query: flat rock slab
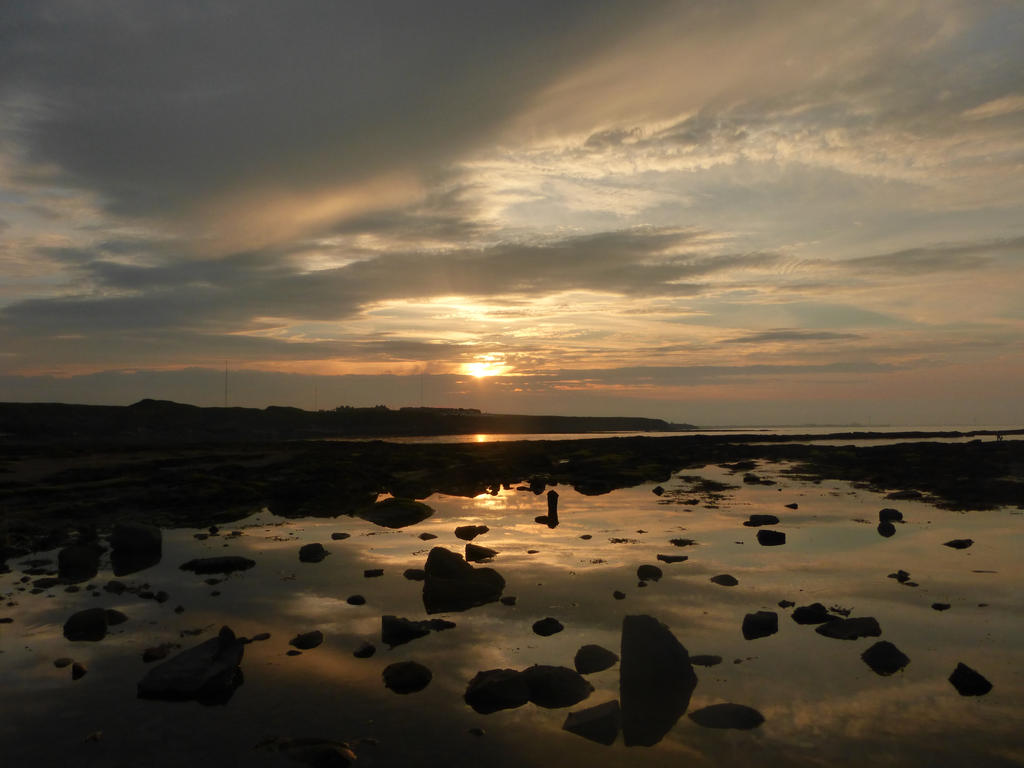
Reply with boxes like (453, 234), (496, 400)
(637, 565), (662, 582)
(179, 556), (255, 575)
(563, 700), (621, 745)
(743, 515), (780, 527)
(688, 703), (765, 730)
(756, 530), (786, 546)
(949, 662), (992, 696)
(742, 611), (778, 640)
(574, 644), (619, 675)
(137, 626), (244, 704)
(383, 661), (432, 694)
(879, 508), (903, 522)
(815, 616), (881, 640)
(455, 525), (489, 541)
(381, 615), (455, 648)
(359, 498), (434, 529)
(710, 574), (738, 587)
(422, 547), (505, 614)
(861, 641), (909, 675)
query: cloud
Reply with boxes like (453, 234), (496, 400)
(723, 329), (864, 344)
(841, 237), (1024, 274)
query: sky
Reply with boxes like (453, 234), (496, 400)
(1, 1), (1022, 426)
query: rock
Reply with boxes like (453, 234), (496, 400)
(943, 539), (973, 550)
(382, 661), (432, 694)
(948, 662), (992, 696)
(656, 554), (688, 564)
(364, 569), (384, 578)
(741, 611), (778, 640)
(532, 617), (564, 636)
(670, 538), (697, 547)
(105, 609), (128, 626)
(179, 556), (255, 575)
(290, 631), (324, 650)
(522, 665), (594, 709)
(403, 568), (426, 581)
(690, 655), (723, 667)
(465, 669), (531, 714)
(330, 532), (350, 540)
(465, 543), (498, 563)
(143, 643), (179, 663)
(54, 657), (74, 668)
(878, 522), (896, 537)
(422, 547), (505, 614)
(346, 595), (366, 605)
(381, 615), (456, 648)
(455, 525), (489, 541)
(688, 703), (764, 730)
(932, 603), (951, 611)
(286, 650), (302, 657)
(251, 633), (271, 642)
(861, 641), (909, 675)
(743, 473), (763, 484)
(756, 530), (786, 546)
(612, 590), (626, 600)
(574, 645), (619, 674)
(791, 603), (835, 624)
(63, 608), (112, 641)
(137, 626), (245, 703)
(103, 580), (127, 595)
(547, 489), (559, 515)
(58, 544), (101, 583)
(359, 498), (434, 529)
(256, 737), (357, 767)
(742, 515), (780, 527)
(785, 503), (799, 509)
(778, 600), (795, 608)
(353, 642), (376, 658)
(563, 700), (621, 745)
(110, 522), (162, 576)
(879, 508), (903, 523)
(620, 614), (697, 747)
(815, 616), (882, 640)
(418, 532), (438, 541)
(637, 565), (662, 582)
(298, 543), (329, 563)
(710, 574), (738, 587)
(71, 662), (88, 680)
(652, 486), (665, 496)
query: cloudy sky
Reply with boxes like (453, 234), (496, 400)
(1, 1), (1022, 425)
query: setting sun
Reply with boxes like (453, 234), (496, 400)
(462, 355), (511, 378)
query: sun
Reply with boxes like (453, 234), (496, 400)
(462, 356), (511, 378)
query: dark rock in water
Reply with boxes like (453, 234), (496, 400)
(785, 503), (799, 510)
(382, 661), (432, 694)
(353, 642), (376, 659)
(465, 669), (531, 714)
(656, 554), (688, 564)
(637, 565), (662, 582)
(888, 570), (911, 583)
(58, 544), (101, 583)
(455, 525), (489, 541)
(670, 538), (697, 547)
(652, 486), (665, 496)
(286, 650), (302, 657)
(360, 498), (433, 529)
(71, 662), (88, 680)
(688, 703), (764, 730)
(778, 600), (795, 608)
(500, 595), (517, 606)
(137, 626), (244, 704)
(422, 547), (505, 614)
(290, 630), (324, 650)
(54, 657), (74, 668)
(815, 616), (881, 640)
(943, 539), (973, 550)
(179, 556), (255, 575)
(575, 644), (619, 674)
(251, 633), (270, 642)
(877, 521), (896, 537)
(330, 532), (350, 541)
(861, 641), (910, 675)
(63, 607), (112, 641)
(710, 574), (738, 587)
(620, 614), (697, 747)
(403, 568), (426, 581)
(949, 662), (992, 696)
(792, 603), (834, 624)
(105, 609), (128, 626)
(381, 615), (456, 648)
(547, 489), (559, 514)
(742, 611), (778, 640)
(532, 617), (564, 637)
(110, 522), (162, 576)
(743, 473), (763, 484)
(613, 590), (626, 600)
(690, 655), (723, 667)
(932, 603), (951, 611)
(298, 543), (329, 563)
(563, 700), (620, 745)
(756, 530), (786, 546)
(523, 665), (594, 709)
(879, 508), (903, 523)
(418, 532), (438, 541)
(364, 569), (384, 578)
(743, 515), (780, 527)
(346, 595), (366, 606)
(465, 543), (498, 562)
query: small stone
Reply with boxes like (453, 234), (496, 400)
(785, 503), (799, 510)
(656, 554), (687, 564)
(347, 595), (366, 605)
(791, 603), (834, 624)
(637, 565), (662, 582)
(465, 543), (498, 563)
(71, 662), (88, 680)
(574, 645), (619, 674)
(54, 657), (74, 668)
(532, 617), (564, 636)
(710, 574), (738, 587)
(579, 534), (592, 540)
(948, 662), (991, 696)
(469, 727), (485, 737)
(298, 543), (330, 563)
(612, 590), (626, 600)
(363, 569), (384, 578)
(878, 522), (896, 537)
(861, 641), (910, 675)
(500, 596), (517, 606)
(690, 655), (723, 667)
(403, 568), (426, 581)
(888, 570), (911, 583)
(563, 700), (621, 745)
(778, 599), (795, 608)
(286, 650), (302, 656)
(353, 642), (376, 658)
(465, 668), (531, 714)
(251, 632), (271, 641)
(652, 486), (665, 496)
(418, 532), (438, 541)
(688, 703), (764, 730)
(878, 508), (903, 523)
(290, 631), (324, 650)
(383, 661), (432, 694)
(943, 539), (973, 550)
(741, 611), (778, 640)
(330, 532), (351, 540)
(932, 603), (951, 611)
(756, 530), (786, 546)
(743, 515), (780, 527)
(455, 525), (489, 541)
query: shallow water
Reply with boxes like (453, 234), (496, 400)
(2, 461), (1022, 767)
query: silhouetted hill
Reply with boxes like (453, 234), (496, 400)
(0, 400), (694, 444)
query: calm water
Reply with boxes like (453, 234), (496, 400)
(2, 460), (1022, 767)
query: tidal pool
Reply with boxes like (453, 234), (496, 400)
(1, 460), (1022, 767)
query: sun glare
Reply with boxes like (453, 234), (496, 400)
(462, 355), (511, 378)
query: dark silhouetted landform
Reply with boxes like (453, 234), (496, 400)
(0, 400), (693, 443)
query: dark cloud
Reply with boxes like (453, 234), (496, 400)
(843, 237), (1024, 274)
(723, 329), (864, 344)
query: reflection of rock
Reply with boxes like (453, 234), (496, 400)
(563, 700), (620, 745)
(948, 662), (992, 696)
(943, 539), (973, 550)
(791, 603), (834, 624)
(710, 574), (738, 587)
(179, 556), (255, 575)
(756, 530), (786, 546)
(532, 617), (564, 637)
(383, 661), (432, 694)
(381, 615), (456, 648)
(620, 614), (698, 747)
(574, 644), (619, 674)
(455, 525), (489, 541)
(690, 655), (723, 667)
(815, 617), (881, 640)
(656, 554), (687, 564)
(403, 568), (426, 581)
(637, 565), (663, 582)
(58, 544), (101, 583)
(522, 665), (594, 709)
(742, 515), (779, 527)
(353, 642), (375, 658)
(298, 543), (329, 563)
(861, 641), (909, 675)
(64, 607), (124, 642)
(877, 522), (896, 537)
(422, 547), (505, 614)
(741, 611), (778, 640)
(137, 626), (244, 704)
(359, 498), (433, 529)
(110, 522), (162, 576)
(465, 543), (498, 562)
(330, 532), (350, 541)
(465, 669), (531, 714)
(289, 631), (324, 650)
(688, 703), (764, 730)
(879, 508), (903, 523)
